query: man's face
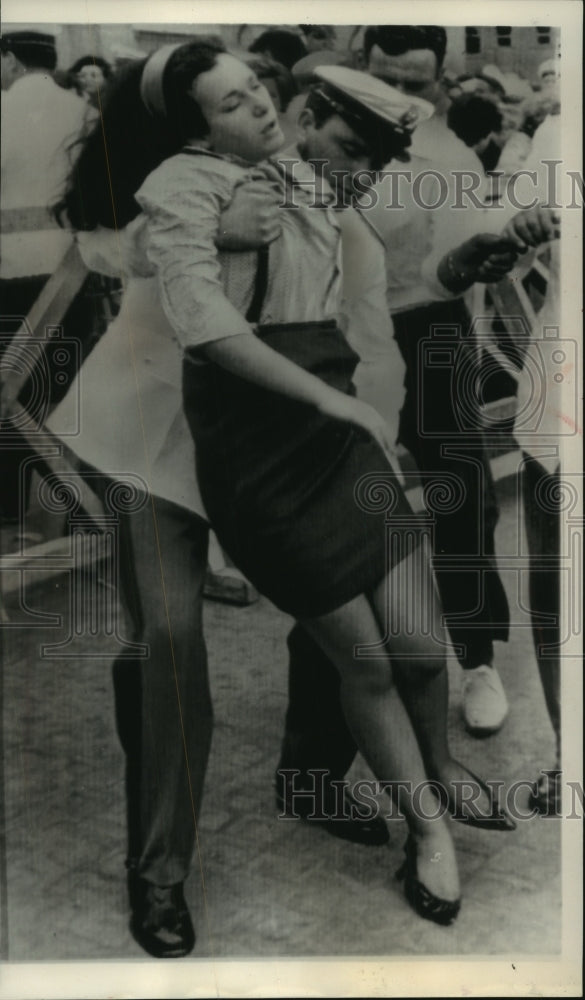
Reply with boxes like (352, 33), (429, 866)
(298, 111), (373, 198)
(77, 64), (106, 95)
(367, 45), (441, 105)
(304, 26), (337, 54)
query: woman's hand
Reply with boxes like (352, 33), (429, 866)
(437, 233), (521, 292)
(501, 206), (561, 252)
(318, 391), (398, 464)
(216, 180), (282, 251)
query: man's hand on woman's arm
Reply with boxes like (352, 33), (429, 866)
(216, 180), (282, 251)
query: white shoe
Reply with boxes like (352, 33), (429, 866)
(462, 665), (509, 735)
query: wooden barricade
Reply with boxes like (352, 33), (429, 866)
(1, 240), (258, 616)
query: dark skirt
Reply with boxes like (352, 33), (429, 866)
(182, 321), (416, 619)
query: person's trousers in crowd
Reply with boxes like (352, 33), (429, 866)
(393, 298), (510, 670)
(104, 485), (213, 888)
(521, 454), (561, 758)
(276, 623), (358, 791)
(0, 274), (96, 520)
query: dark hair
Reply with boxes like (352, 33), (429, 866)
(447, 94), (503, 147)
(248, 29), (307, 70)
(0, 31), (57, 71)
(304, 82), (411, 170)
(363, 25), (447, 70)
(68, 55), (113, 79)
(246, 55), (298, 111)
(298, 25), (336, 40)
(55, 39), (225, 231)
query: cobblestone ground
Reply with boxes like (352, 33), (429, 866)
(0, 474), (570, 970)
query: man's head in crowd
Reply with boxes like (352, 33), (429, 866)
(0, 31), (57, 90)
(248, 29), (307, 70)
(363, 25), (447, 106)
(296, 68), (416, 199)
(299, 25), (337, 54)
(447, 93), (503, 151)
(68, 55), (113, 98)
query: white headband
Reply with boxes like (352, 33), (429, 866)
(140, 42), (185, 117)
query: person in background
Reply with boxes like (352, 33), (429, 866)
(298, 25), (337, 54)
(0, 31), (91, 527)
(245, 55), (297, 113)
(248, 28), (307, 71)
(500, 109), (564, 816)
(363, 24), (513, 737)
(67, 54), (113, 108)
(446, 92), (504, 172)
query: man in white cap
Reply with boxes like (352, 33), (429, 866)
(269, 63), (518, 822)
(271, 66), (430, 831)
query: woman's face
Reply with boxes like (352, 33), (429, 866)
(77, 64), (105, 95)
(191, 53), (284, 163)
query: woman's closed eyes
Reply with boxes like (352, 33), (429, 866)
(221, 76), (264, 112)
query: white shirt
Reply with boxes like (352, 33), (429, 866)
(1, 72), (87, 277)
(365, 113), (490, 313)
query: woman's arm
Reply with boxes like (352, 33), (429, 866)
(200, 332), (398, 460)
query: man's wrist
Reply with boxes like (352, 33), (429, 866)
(438, 251), (475, 292)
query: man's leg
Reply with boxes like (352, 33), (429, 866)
(522, 455), (561, 814)
(394, 303), (510, 735)
(276, 624), (389, 845)
(113, 491), (212, 957)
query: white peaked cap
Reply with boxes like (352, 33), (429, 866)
(313, 64), (434, 132)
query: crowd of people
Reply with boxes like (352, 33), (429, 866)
(0, 24), (564, 960)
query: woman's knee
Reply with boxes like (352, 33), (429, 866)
(389, 638), (446, 677)
(342, 659), (396, 698)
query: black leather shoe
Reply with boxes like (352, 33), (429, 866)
(127, 869), (195, 959)
(275, 780), (389, 847)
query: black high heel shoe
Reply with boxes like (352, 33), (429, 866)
(395, 836), (461, 927)
(431, 766), (516, 832)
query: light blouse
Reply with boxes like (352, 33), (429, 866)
(136, 147), (343, 352)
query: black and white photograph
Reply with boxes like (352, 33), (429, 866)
(0, 1), (582, 996)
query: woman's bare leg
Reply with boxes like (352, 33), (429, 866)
(369, 537), (496, 818)
(301, 591), (460, 903)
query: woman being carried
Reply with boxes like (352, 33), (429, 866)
(65, 39), (515, 930)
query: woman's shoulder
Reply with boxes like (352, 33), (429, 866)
(137, 149), (249, 209)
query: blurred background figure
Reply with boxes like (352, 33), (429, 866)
(245, 55), (297, 112)
(67, 54), (113, 108)
(298, 24), (337, 54)
(0, 30), (92, 530)
(248, 28), (307, 70)
(446, 92), (503, 172)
